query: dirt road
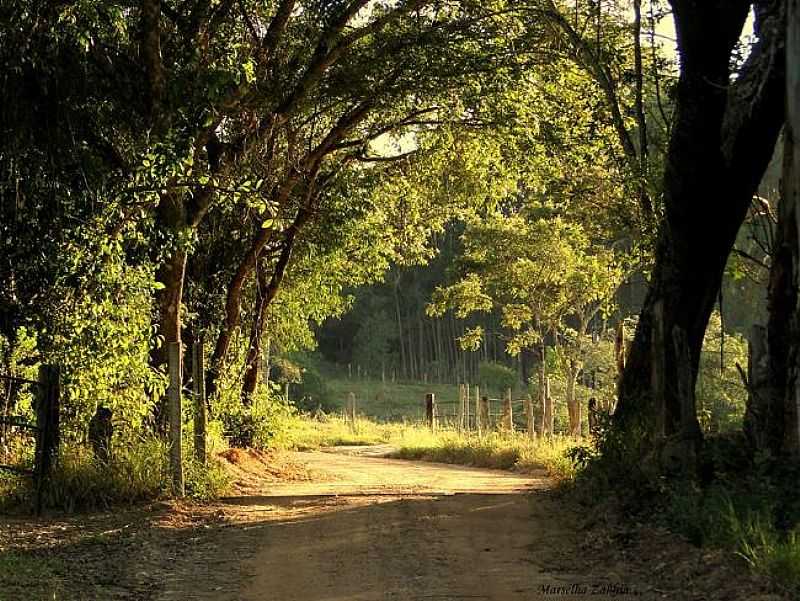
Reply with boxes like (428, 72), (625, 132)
(1, 448), (781, 600)
(230, 450), (607, 601)
(156, 449), (776, 601)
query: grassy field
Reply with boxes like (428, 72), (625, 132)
(282, 414), (581, 481)
(325, 377), (461, 420)
(324, 376), (529, 425)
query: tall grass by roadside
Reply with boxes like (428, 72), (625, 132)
(664, 481), (800, 597)
(283, 414), (581, 481)
(393, 430), (578, 480)
(1, 434), (230, 513)
(278, 413), (403, 449)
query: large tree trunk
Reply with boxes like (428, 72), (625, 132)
(614, 2), (785, 452)
(763, 0), (800, 456)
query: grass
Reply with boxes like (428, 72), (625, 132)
(325, 377), (462, 420)
(279, 414), (402, 449)
(325, 376), (527, 422)
(0, 550), (65, 599)
(1, 434), (231, 513)
(728, 509), (800, 594)
(393, 430), (579, 480)
(283, 413), (581, 481)
(661, 481), (800, 596)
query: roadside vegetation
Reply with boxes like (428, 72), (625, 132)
(282, 413), (579, 481)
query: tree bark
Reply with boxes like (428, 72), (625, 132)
(632, 0), (650, 217)
(393, 274), (407, 380)
(764, 0), (800, 456)
(206, 101), (370, 399)
(241, 207), (309, 401)
(565, 366), (580, 437)
(615, 2), (785, 448)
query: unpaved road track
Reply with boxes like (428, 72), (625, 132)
(156, 450), (775, 601)
(2, 448), (780, 600)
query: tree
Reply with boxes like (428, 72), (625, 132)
(197, 1), (539, 399)
(613, 1), (786, 465)
(430, 215), (621, 435)
(756, 0), (800, 456)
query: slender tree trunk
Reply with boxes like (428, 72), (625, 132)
(241, 208), (310, 401)
(241, 261), (269, 404)
(207, 180), (316, 400)
(632, 0), (650, 217)
(418, 310), (425, 380)
(206, 258), (250, 400)
(566, 366), (580, 437)
(538, 342), (548, 436)
(151, 191), (190, 431)
(393, 274), (407, 380)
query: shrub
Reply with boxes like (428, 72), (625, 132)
(214, 384), (296, 449)
(290, 364), (336, 412)
(43, 437), (170, 511)
(478, 361), (518, 397)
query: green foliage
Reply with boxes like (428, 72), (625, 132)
(696, 312), (749, 433)
(478, 361), (518, 396)
(42, 225), (166, 436)
(430, 215), (622, 357)
(213, 384), (296, 450)
(290, 362), (336, 413)
(42, 438), (170, 511)
(661, 475), (800, 596)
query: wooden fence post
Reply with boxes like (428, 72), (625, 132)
(167, 342), (184, 497)
(192, 336), (207, 465)
(426, 393), (436, 431)
(502, 388), (514, 432)
(481, 396), (490, 433)
(475, 385), (481, 434)
(525, 396), (535, 439)
(34, 364), (60, 515)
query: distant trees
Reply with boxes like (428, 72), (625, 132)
(429, 215), (621, 435)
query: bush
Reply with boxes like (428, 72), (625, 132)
(290, 364), (336, 412)
(215, 386), (296, 449)
(478, 361), (518, 397)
